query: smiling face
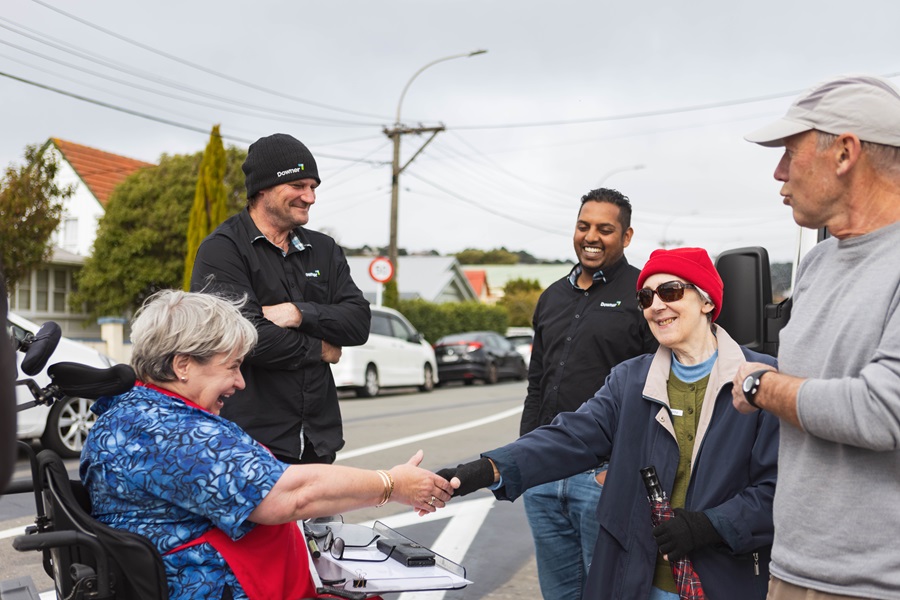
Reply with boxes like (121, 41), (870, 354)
(573, 201), (633, 275)
(176, 351), (245, 415)
(641, 273), (714, 356)
(255, 178), (318, 232)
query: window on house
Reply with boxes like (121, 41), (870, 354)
(63, 218), (78, 252)
(11, 275), (31, 310)
(36, 269), (49, 312)
(53, 269), (68, 313)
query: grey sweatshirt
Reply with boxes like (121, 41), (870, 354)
(773, 220), (900, 598)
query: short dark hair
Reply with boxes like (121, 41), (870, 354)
(579, 187), (632, 230)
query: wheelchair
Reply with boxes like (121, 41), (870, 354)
(10, 443), (168, 600)
(4, 322), (381, 600)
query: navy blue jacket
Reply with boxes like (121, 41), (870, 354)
(485, 327), (778, 600)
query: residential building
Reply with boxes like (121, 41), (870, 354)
(346, 256), (478, 304)
(7, 138), (154, 340)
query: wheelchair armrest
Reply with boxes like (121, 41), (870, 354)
(13, 531), (112, 598)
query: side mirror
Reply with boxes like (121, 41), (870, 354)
(715, 247), (781, 357)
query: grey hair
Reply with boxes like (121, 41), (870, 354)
(130, 289), (258, 383)
(693, 285), (715, 325)
(816, 131), (900, 177)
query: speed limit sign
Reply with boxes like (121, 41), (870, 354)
(368, 257), (394, 283)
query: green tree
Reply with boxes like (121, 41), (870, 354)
(499, 278), (542, 327)
(455, 247), (519, 264)
(503, 277), (542, 295)
(72, 147), (247, 319)
(0, 144), (73, 289)
(183, 125), (228, 290)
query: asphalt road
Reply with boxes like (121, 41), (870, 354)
(0, 379), (539, 599)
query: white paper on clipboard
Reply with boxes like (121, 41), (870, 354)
(306, 519), (470, 594)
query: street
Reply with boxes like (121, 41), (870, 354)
(1, 380), (539, 599)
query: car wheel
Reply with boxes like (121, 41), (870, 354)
(42, 396), (96, 459)
(515, 359), (528, 381)
(484, 362), (499, 385)
(357, 364), (380, 398)
(419, 364), (435, 393)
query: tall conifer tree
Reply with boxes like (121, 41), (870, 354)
(183, 125), (227, 290)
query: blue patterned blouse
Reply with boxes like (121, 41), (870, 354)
(80, 383), (288, 600)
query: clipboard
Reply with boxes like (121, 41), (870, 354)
(305, 518), (470, 594)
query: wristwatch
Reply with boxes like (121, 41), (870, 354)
(741, 369), (770, 409)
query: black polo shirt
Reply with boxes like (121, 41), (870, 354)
(191, 209), (370, 460)
(520, 257), (657, 436)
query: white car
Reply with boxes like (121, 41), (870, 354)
(331, 306), (438, 398)
(10, 312), (115, 458)
(505, 326), (535, 369)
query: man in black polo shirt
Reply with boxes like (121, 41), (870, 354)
(521, 188), (657, 600)
(191, 133), (370, 465)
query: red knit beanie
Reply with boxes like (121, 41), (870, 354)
(637, 247), (724, 321)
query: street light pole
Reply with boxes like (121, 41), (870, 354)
(385, 50), (487, 280)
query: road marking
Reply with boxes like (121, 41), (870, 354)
(336, 406), (523, 461)
(0, 524), (27, 540)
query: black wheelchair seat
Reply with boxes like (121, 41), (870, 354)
(13, 449), (168, 600)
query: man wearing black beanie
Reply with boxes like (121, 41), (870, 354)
(191, 133), (370, 464)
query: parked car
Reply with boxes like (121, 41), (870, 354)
(330, 306), (438, 398)
(433, 330), (528, 385)
(10, 312), (115, 458)
(505, 326), (535, 369)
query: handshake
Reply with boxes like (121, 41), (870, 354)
(435, 457), (498, 497)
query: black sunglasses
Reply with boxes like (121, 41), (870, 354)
(636, 281), (698, 309)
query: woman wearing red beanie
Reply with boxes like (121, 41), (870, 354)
(440, 247), (779, 600)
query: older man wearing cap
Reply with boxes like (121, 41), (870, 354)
(439, 247), (779, 600)
(735, 75), (900, 599)
(191, 133), (370, 465)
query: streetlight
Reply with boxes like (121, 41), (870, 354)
(596, 163), (646, 187)
(385, 50), (487, 280)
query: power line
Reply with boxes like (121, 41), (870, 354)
(0, 19), (379, 127)
(405, 170), (571, 236)
(0, 50), (267, 139)
(449, 72), (900, 131)
(31, 0), (391, 121)
(0, 69), (384, 163)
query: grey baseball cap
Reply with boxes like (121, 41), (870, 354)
(745, 75), (900, 147)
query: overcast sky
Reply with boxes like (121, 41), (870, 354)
(3, 0), (900, 266)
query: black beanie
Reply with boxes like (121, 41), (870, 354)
(242, 133), (320, 198)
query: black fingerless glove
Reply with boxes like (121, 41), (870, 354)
(435, 457), (496, 497)
(651, 508), (723, 560)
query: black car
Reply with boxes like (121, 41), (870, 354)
(433, 330), (528, 385)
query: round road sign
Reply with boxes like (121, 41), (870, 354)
(368, 257), (394, 283)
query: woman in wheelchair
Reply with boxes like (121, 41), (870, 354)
(80, 290), (453, 600)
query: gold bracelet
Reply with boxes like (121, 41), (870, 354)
(375, 469), (394, 507)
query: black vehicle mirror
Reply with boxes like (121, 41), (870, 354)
(715, 247), (777, 357)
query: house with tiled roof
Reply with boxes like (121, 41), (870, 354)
(464, 269), (491, 302)
(47, 138), (155, 256)
(462, 263), (575, 302)
(345, 256), (478, 304)
(7, 139), (155, 339)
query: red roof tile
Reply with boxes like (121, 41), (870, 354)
(51, 138), (155, 207)
(464, 269), (489, 297)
